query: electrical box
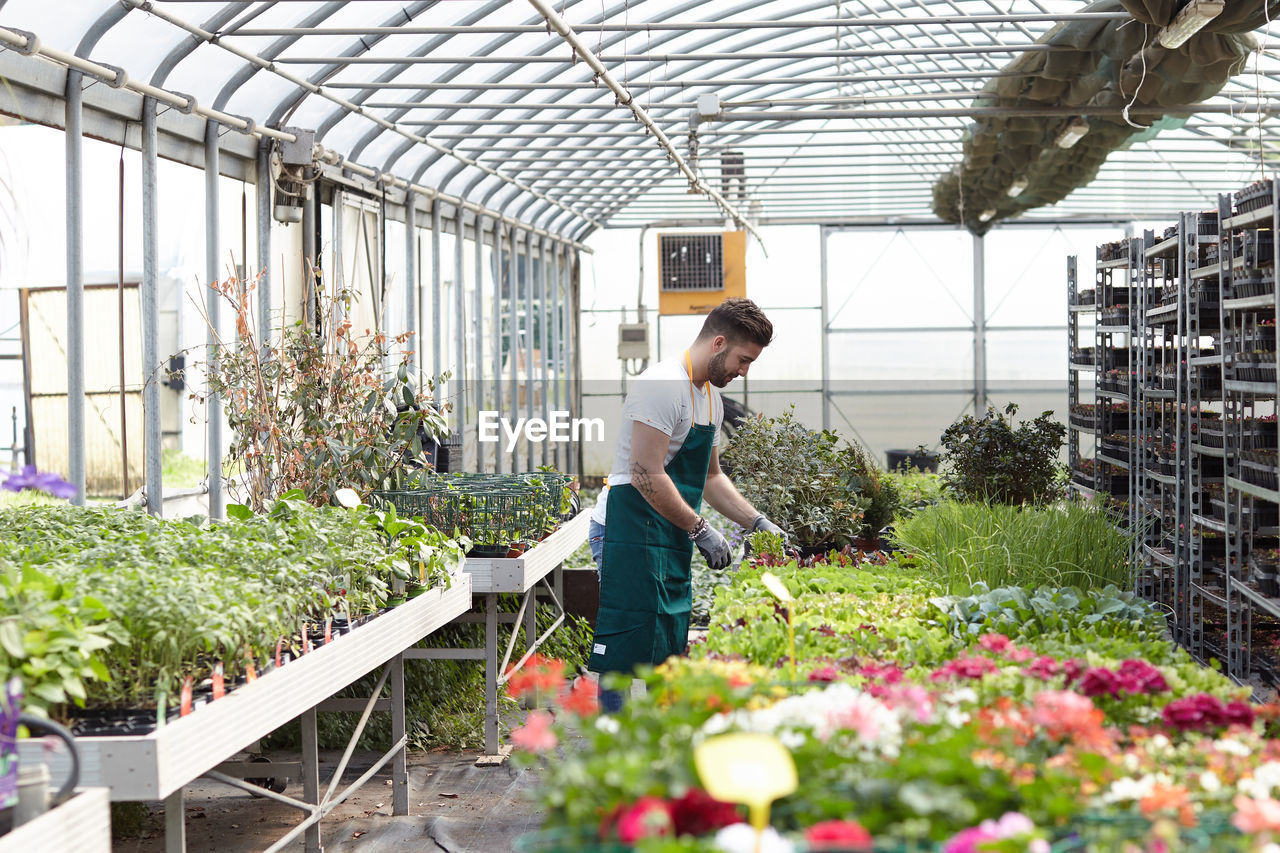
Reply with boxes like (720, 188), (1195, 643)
(657, 231), (747, 316)
(617, 322), (651, 361)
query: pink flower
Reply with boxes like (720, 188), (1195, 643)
(1007, 645), (1037, 663)
(806, 819), (873, 849)
(1024, 656), (1060, 681)
(1225, 700), (1256, 728)
(979, 634), (1012, 654)
(944, 813), (1047, 853)
(1061, 658), (1086, 685)
(930, 655), (999, 682)
(1162, 694), (1228, 732)
(614, 797), (674, 843)
(1079, 667), (1122, 698)
(1232, 794), (1280, 834)
(1116, 659), (1169, 694)
(510, 710), (557, 752)
(668, 789), (739, 837)
(808, 666), (840, 683)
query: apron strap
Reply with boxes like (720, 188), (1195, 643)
(684, 350), (714, 427)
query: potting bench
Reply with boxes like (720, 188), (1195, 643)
(21, 575), (472, 853)
(410, 509), (590, 759)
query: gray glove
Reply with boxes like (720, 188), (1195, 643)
(692, 521), (732, 571)
(751, 515), (797, 556)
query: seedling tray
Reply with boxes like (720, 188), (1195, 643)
(20, 577), (472, 801)
(462, 510), (590, 594)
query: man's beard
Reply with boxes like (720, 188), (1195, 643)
(707, 350), (734, 387)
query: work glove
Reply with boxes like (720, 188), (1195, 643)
(692, 522), (733, 571)
(751, 515), (797, 555)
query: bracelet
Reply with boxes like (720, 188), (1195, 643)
(688, 517), (707, 541)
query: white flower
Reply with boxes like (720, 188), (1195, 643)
(714, 823), (795, 853)
(1122, 753), (1140, 773)
(1199, 770), (1222, 794)
(944, 687), (979, 705)
(1260, 843), (1280, 853)
(1240, 762), (1280, 799)
(1214, 737), (1251, 757)
(942, 706), (971, 729)
(593, 716), (620, 734)
(1101, 774), (1168, 804)
(1149, 734), (1171, 751)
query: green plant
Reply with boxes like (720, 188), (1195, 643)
(891, 499), (1134, 593)
(720, 407), (866, 549)
(193, 270), (449, 512)
(937, 403), (1066, 505)
(841, 440), (899, 539)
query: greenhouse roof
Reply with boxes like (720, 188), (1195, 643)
(0, 0), (1279, 240)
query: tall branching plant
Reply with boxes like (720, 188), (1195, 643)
(191, 270), (448, 512)
(937, 403), (1066, 505)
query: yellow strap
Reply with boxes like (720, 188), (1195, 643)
(684, 350), (713, 426)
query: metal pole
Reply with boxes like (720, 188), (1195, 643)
(550, 243), (561, 471)
(454, 204), (466, 468)
(405, 195), (417, 381)
(141, 98), (163, 515)
(973, 233), (987, 415)
(431, 201), (442, 400)
(819, 226), (831, 431)
(539, 238), (551, 468)
(65, 70), (86, 505)
(256, 140), (272, 346)
(205, 121), (223, 519)
(118, 148), (129, 499)
(302, 175), (316, 330)
(524, 230), (535, 472)
(492, 225), (504, 475)
(508, 226), (519, 472)
(473, 216), (485, 472)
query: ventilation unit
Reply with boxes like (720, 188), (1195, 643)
(656, 231), (747, 316)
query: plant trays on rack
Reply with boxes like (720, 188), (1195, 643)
(1075, 288), (1096, 305)
(1237, 180), (1275, 215)
(1241, 449), (1280, 491)
(1233, 352), (1278, 383)
(1229, 273), (1275, 300)
(1069, 404), (1096, 430)
(1235, 229), (1275, 271)
(1251, 548), (1280, 598)
(1098, 369), (1130, 394)
(1097, 240), (1126, 261)
(1100, 433), (1131, 462)
(1100, 305), (1130, 324)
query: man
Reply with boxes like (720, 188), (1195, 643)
(587, 298), (788, 706)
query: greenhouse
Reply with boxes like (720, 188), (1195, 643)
(3, 0), (1280, 851)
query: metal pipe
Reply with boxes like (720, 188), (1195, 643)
(318, 71), (1044, 90)
(431, 202), (442, 403)
(65, 70), (85, 505)
(141, 97), (163, 516)
(819, 225), (830, 431)
(205, 120), (223, 519)
(378, 90), (987, 112)
(276, 45), (1062, 63)
(550, 243), (561, 471)
(538, 237), (550, 468)
(235, 14), (1130, 36)
(117, 146), (129, 500)
(508, 226), (518, 471)
(493, 225), (505, 475)
(523, 0), (759, 240)
(405, 194), (417, 382)
(973, 233), (987, 416)
(256, 139), (271, 347)
(524, 229), (535, 472)
(302, 172), (317, 330)
(454, 203), (466, 466)
(705, 104), (1280, 122)
(473, 216), (485, 472)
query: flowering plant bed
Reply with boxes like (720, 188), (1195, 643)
(512, 551), (1276, 852)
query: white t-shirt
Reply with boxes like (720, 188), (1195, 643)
(591, 357), (722, 525)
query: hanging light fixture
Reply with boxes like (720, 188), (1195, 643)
(1054, 118), (1090, 149)
(1158, 0), (1225, 49)
(979, 209), (997, 222)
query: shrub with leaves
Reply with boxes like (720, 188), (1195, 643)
(721, 407), (867, 549)
(937, 403), (1066, 505)
(193, 272), (448, 512)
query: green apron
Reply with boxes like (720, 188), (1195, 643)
(589, 369), (716, 675)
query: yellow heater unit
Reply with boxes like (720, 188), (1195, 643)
(657, 231), (746, 316)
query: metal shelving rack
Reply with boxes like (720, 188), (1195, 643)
(1067, 255), (1098, 498)
(1094, 238), (1137, 533)
(1217, 180), (1280, 682)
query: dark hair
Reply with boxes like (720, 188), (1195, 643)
(695, 297), (773, 348)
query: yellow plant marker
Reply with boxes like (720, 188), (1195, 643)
(760, 573), (797, 682)
(334, 488), (361, 508)
(695, 733), (797, 850)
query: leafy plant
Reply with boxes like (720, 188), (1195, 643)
(937, 403), (1066, 505)
(191, 270), (449, 512)
(720, 407), (867, 548)
(891, 499), (1135, 593)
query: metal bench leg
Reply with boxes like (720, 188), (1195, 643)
(391, 654), (408, 815)
(165, 788), (186, 853)
(485, 592), (499, 755)
(302, 706), (323, 853)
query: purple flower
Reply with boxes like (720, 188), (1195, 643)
(1, 466), (76, 499)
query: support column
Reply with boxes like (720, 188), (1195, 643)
(431, 202), (442, 390)
(507, 227), (519, 471)
(390, 655), (408, 815)
(256, 140), (272, 346)
(473, 217), (486, 472)
(405, 194), (417, 381)
(973, 233), (987, 415)
(493, 226), (505, 474)
(141, 98), (163, 516)
(819, 226), (831, 431)
(484, 592), (499, 755)
(454, 204), (467, 465)
(539, 237), (551, 467)
(205, 121), (223, 519)
(301, 706), (322, 853)
(524, 231), (535, 472)
(302, 176), (317, 330)
(65, 71), (86, 505)
(550, 243), (562, 471)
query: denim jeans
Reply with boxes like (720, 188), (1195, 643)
(588, 519), (625, 711)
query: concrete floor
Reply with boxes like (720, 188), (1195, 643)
(110, 749), (545, 853)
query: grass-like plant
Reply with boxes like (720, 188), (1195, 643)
(891, 498), (1134, 593)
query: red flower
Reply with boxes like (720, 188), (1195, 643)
(1024, 656), (1060, 681)
(978, 634), (1012, 654)
(510, 710), (557, 752)
(930, 655), (998, 682)
(505, 655), (565, 701)
(1079, 667), (1122, 698)
(559, 677), (600, 716)
(1061, 658), (1086, 685)
(668, 789), (740, 837)
(809, 666), (840, 683)
(1225, 700), (1256, 728)
(614, 797), (674, 843)
(1162, 694), (1229, 732)
(806, 819), (874, 850)
(1116, 660), (1169, 694)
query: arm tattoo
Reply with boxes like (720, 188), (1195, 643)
(630, 461), (654, 497)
